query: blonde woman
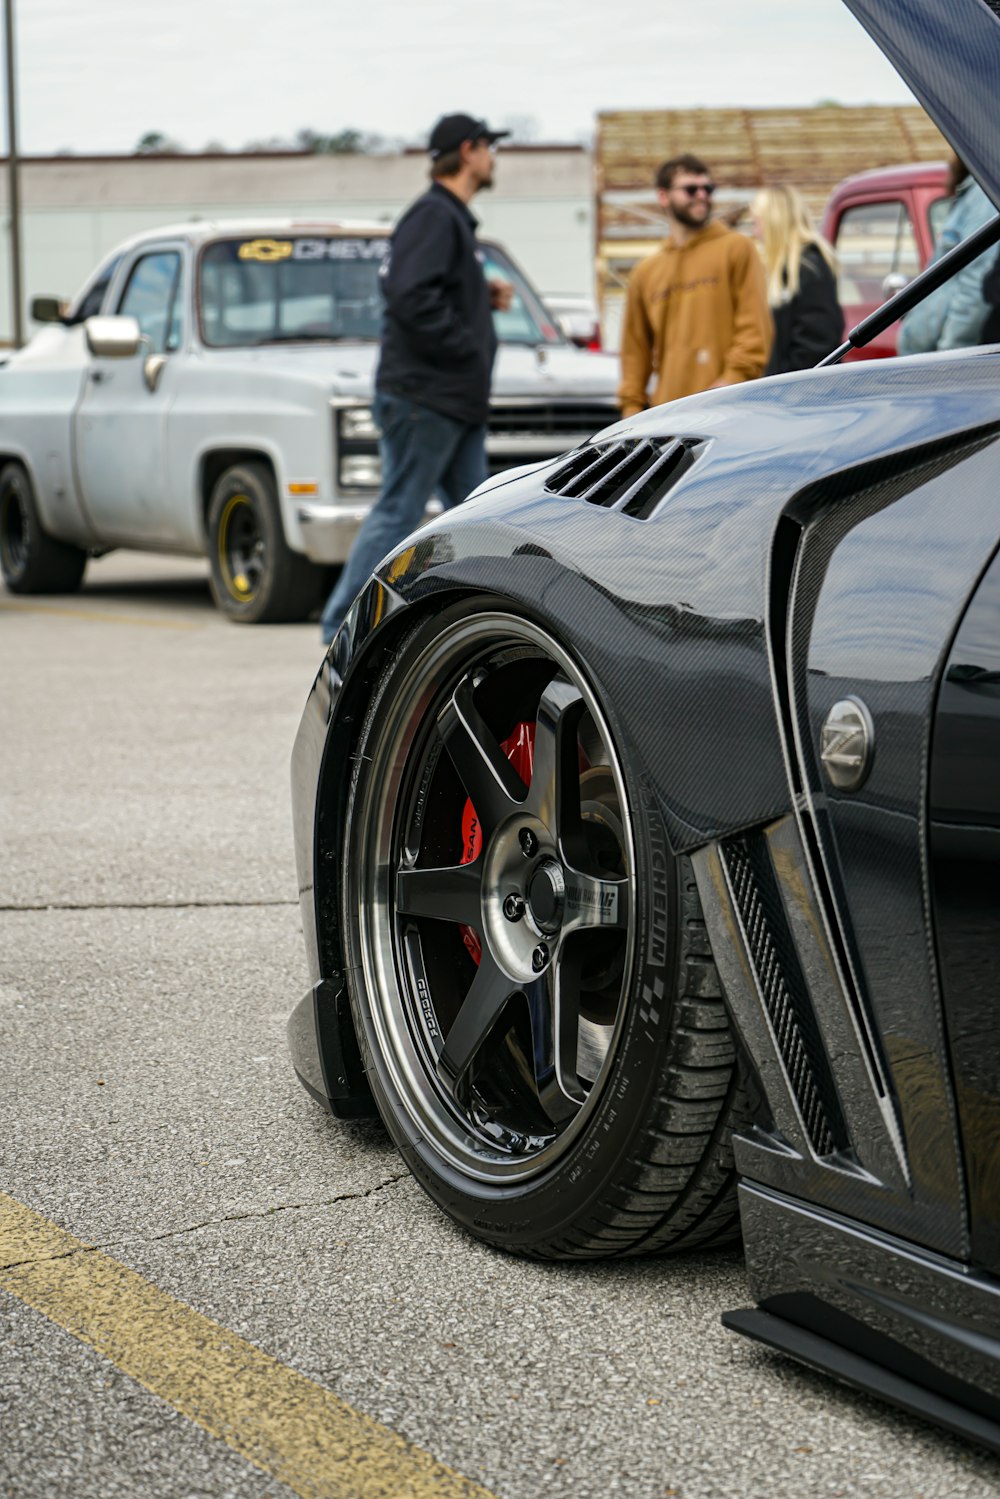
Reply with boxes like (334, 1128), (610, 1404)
(751, 185), (843, 375)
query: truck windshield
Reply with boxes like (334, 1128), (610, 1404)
(198, 234), (563, 348)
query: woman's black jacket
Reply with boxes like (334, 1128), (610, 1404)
(765, 244), (843, 376)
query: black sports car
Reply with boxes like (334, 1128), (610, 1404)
(289, 0), (1000, 1455)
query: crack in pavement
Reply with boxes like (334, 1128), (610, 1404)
(0, 1172), (411, 1271)
(0, 899), (299, 912)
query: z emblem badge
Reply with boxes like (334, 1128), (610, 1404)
(820, 697), (874, 792)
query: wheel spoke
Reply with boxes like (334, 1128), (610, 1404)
(395, 860), (482, 927)
(437, 675), (527, 837)
(438, 956), (518, 1091)
(561, 868), (629, 937)
(524, 948), (586, 1124)
(526, 676), (586, 839)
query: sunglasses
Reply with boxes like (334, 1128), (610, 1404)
(678, 182), (716, 198)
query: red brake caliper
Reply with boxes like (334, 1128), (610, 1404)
(459, 720), (536, 966)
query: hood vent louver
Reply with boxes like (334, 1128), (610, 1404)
(544, 437), (703, 520)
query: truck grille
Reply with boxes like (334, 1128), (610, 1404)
(544, 437), (703, 520)
(489, 402), (619, 436)
(486, 402), (619, 474)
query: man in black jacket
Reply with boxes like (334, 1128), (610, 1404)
(320, 113), (510, 645)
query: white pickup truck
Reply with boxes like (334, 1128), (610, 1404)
(0, 220), (620, 621)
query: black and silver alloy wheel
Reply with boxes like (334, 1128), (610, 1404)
(354, 612), (635, 1181)
(342, 602), (744, 1259)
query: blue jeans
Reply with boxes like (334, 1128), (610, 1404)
(320, 392), (488, 644)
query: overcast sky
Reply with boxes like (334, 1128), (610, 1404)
(11, 0), (915, 156)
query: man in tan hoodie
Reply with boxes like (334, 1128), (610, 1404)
(618, 153), (772, 417)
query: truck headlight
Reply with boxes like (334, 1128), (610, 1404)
(340, 454), (383, 488)
(339, 406), (380, 441)
(336, 405), (382, 490)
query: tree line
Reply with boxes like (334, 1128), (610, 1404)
(132, 127), (395, 155)
(130, 117), (542, 156)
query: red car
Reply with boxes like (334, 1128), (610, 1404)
(821, 161), (951, 357)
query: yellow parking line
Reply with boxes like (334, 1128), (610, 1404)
(0, 1193), (495, 1499)
(0, 600), (195, 630)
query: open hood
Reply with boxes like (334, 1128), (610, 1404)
(843, 0), (1000, 209)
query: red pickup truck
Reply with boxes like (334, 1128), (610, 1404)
(820, 161), (951, 357)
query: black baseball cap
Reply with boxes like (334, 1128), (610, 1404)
(428, 114), (510, 159)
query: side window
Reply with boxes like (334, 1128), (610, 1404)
(117, 251), (183, 354)
(66, 254), (123, 324)
(834, 201), (918, 304)
(77, 279), (110, 322)
(478, 246), (562, 346)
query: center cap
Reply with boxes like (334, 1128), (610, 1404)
(527, 860), (565, 935)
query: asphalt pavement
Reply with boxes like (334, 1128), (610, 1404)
(2, 551), (999, 1499)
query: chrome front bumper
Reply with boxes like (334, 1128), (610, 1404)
(296, 499), (446, 564)
(295, 501), (373, 564)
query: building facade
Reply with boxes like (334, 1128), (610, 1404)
(0, 147), (595, 344)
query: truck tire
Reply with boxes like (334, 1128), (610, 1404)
(0, 462), (87, 595)
(207, 461), (325, 623)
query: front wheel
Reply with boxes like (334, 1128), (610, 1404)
(0, 463), (87, 595)
(341, 602), (744, 1259)
(207, 461), (325, 623)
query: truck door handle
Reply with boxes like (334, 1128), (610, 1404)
(90, 369), (105, 383)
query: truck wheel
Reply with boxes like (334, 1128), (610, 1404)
(207, 461), (325, 623)
(341, 602), (745, 1259)
(0, 463), (87, 595)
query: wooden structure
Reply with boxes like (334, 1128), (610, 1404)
(596, 104), (950, 346)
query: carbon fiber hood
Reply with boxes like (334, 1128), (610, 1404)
(447, 352), (1000, 622)
(843, 0), (1000, 210)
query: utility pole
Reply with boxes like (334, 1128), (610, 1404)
(3, 0), (22, 348)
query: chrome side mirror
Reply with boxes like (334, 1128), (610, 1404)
(84, 314), (142, 358)
(84, 315), (170, 392)
(881, 271), (909, 300)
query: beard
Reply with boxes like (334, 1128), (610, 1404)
(671, 201), (710, 229)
